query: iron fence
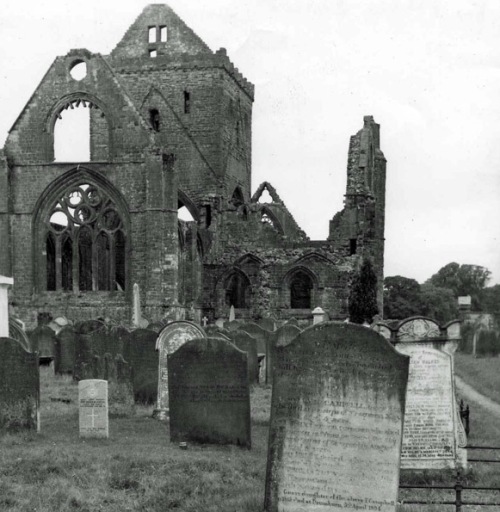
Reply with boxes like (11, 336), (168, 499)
(399, 447), (500, 510)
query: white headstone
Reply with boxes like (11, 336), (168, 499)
(79, 379), (109, 438)
(229, 305), (235, 322)
(0, 276), (14, 338)
(311, 306), (326, 325)
(132, 283), (142, 327)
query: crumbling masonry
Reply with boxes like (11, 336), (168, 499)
(0, 4), (386, 328)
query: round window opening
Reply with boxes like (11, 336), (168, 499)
(69, 60), (87, 81)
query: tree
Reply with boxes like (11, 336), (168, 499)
(348, 258), (378, 324)
(426, 262), (491, 309)
(479, 284), (500, 319)
(383, 276), (423, 319)
(420, 283), (459, 323)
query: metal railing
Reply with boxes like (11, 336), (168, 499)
(399, 447), (500, 510)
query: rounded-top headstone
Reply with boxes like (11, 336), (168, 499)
(154, 321), (206, 419)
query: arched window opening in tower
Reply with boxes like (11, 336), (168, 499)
(45, 183), (126, 292)
(225, 273), (249, 309)
(54, 105), (90, 162)
(178, 205), (195, 222)
(290, 271), (313, 309)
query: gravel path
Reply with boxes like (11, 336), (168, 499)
(455, 375), (500, 417)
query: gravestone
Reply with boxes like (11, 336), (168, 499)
(393, 317), (466, 469)
(28, 325), (57, 362)
(0, 337), (39, 431)
(312, 306), (327, 325)
(154, 321), (206, 419)
(54, 326), (77, 374)
(78, 379), (109, 438)
(257, 317), (276, 332)
(397, 346), (457, 468)
(264, 322), (409, 512)
(169, 337), (251, 447)
(105, 354), (135, 417)
(232, 331), (259, 384)
(268, 324), (303, 385)
(238, 322), (272, 383)
(125, 328), (158, 404)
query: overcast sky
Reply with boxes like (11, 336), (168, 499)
(1, 0), (499, 285)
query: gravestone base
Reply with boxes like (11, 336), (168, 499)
(152, 408), (168, 421)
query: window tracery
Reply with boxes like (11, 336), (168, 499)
(45, 183), (126, 292)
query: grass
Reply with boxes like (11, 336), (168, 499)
(2, 364), (500, 511)
(1, 367), (270, 512)
(454, 353), (500, 404)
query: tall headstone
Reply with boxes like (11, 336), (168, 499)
(393, 317), (467, 469)
(0, 276), (14, 337)
(125, 328), (158, 404)
(232, 331), (259, 384)
(0, 337), (39, 431)
(105, 354), (135, 417)
(169, 337), (251, 447)
(78, 379), (109, 438)
(54, 326), (77, 374)
(264, 322), (409, 512)
(132, 283), (149, 328)
(28, 325), (57, 362)
(229, 305), (236, 322)
(154, 321), (206, 419)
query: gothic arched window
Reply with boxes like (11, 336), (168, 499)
(225, 272), (250, 308)
(289, 270), (314, 309)
(45, 183), (126, 292)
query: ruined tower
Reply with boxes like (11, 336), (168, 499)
(0, 4), (386, 328)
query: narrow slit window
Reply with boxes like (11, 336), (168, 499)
(184, 91), (191, 114)
(149, 109), (160, 132)
(349, 238), (357, 255)
(148, 26), (157, 43)
(160, 26), (167, 42)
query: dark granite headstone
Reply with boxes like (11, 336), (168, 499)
(168, 337), (251, 447)
(238, 322), (274, 383)
(105, 353), (134, 417)
(232, 331), (259, 384)
(264, 322), (409, 512)
(28, 325), (57, 361)
(126, 328), (158, 404)
(54, 326), (77, 374)
(0, 337), (39, 431)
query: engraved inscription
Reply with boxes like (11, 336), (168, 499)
(265, 325), (408, 512)
(397, 347), (455, 461)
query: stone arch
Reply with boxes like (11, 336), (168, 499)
(46, 92), (114, 162)
(217, 268), (252, 310)
(32, 166), (130, 293)
(230, 186), (245, 207)
(260, 206), (284, 235)
(178, 190), (200, 223)
(282, 266), (318, 310)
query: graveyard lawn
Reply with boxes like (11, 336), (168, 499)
(0, 367), (268, 512)
(454, 353), (500, 404)
(2, 367), (500, 512)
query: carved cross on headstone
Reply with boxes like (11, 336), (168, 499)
(88, 408), (98, 428)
